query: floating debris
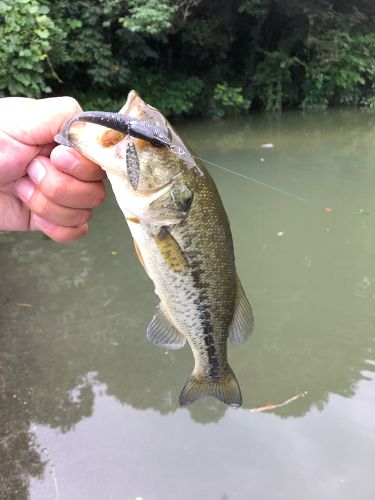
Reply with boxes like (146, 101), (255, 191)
(16, 303), (33, 308)
(111, 251), (118, 256)
(249, 391), (307, 413)
(352, 208), (370, 216)
(277, 231), (284, 236)
(260, 157), (265, 162)
(324, 207), (333, 213)
(261, 143), (274, 148)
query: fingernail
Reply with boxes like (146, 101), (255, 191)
(33, 215), (54, 230)
(52, 147), (79, 172)
(27, 160), (46, 184)
(15, 178), (35, 202)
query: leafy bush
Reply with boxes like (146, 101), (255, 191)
(0, 0), (63, 96)
(251, 52), (300, 112)
(130, 70), (204, 116)
(302, 31), (375, 110)
(120, 0), (177, 35)
(1, 0), (375, 116)
(210, 83), (250, 118)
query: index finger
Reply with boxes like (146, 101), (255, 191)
(50, 145), (106, 182)
(0, 96), (82, 146)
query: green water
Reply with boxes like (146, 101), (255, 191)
(1, 109), (375, 500)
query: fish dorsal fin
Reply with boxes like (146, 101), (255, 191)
(228, 277), (254, 346)
(147, 303), (186, 349)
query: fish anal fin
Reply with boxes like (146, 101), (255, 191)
(179, 366), (242, 407)
(229, 277), (254, 346)
(154, 228), (188, 274)
(147, 303), (186, 349)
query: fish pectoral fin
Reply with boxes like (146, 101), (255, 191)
(228, 277), (254, 346)
(154, 228), (188, 274)
(133, 240), (148, 275)
(147, 302), (186, 349)
(179, 366), (242, 407)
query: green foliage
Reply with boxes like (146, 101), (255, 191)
(303, 31), (375, 109)
(130, 70), (204, 116)
(0, 0), (63, 96)
(52, 1), (131, 90)
(120, 0), (177, 35)
(210, 83), (250, 118)
(238, 0), (270, 17)
(75, 92), (123, 112)
(251, 52), (300, 112)
(361, 95), (375, 109)
(0, 0), (375, 116)
(180, 17), (233, 61)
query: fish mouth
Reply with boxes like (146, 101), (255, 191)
(54, 91), (171, 150)
(54, 90), (201, 178)
(121, 90), (144, 118)
(120, 91), (167, 130)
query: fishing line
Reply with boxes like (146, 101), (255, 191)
(170, 145), (309, 204)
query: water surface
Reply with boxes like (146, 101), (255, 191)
(1, 109), (375, 500)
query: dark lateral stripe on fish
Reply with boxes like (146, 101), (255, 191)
(189, 262), (220, 379)
(182, 234), (221, 378)
(55, 90), (250, 408)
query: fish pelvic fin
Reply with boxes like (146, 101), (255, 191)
(229, 276), (254, 346)
(179, 366), (242, 408)
(147, 302), (186, 349)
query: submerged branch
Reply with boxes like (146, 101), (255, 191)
(249, 391), (308, 413)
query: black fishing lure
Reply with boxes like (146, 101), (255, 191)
(54, 111), (170, 148)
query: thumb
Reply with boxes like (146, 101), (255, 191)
(0, 96), (82, 146)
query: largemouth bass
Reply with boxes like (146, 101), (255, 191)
(56, 91), (254, 407)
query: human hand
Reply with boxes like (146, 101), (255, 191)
(0, 97), (106, 242)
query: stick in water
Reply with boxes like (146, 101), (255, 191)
(249, 391), (308, 413)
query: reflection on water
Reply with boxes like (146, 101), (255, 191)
(29, 378), (375, 500)
(1, 109), (375, 499)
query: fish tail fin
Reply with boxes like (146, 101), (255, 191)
(179, 366), (242, 408)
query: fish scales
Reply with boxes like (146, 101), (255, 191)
(136, 171), (236, 381)
(56, 90), (254, 407)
